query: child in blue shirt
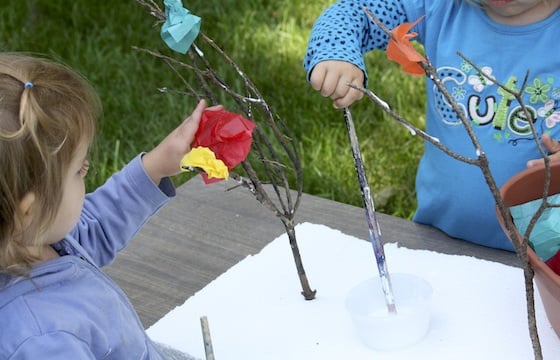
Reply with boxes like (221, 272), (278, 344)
(0, 53), (206, 359)
(304, 0), (560, 250)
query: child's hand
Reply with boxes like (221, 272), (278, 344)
(309, 60), (365, 109)
(142, 99), (222, 185)
(527, 133), (560, 168)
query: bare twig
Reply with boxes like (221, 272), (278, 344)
(200, 316), (215, 360)
(134, 0), (315, 300)
(363, 8), (550, 359)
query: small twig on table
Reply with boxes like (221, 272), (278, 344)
(200, 316), (215, 360)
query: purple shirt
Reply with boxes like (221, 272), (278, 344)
(0, 155), (175, 359)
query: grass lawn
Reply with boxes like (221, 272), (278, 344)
(1, 0), (426, 219)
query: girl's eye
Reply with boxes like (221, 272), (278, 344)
(79, 161), (90, 177)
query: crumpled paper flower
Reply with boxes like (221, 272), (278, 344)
(161, 0), (201, 54)
(182, 108), (255, 184)
(386, 16), (426, 76)
(180, 147), (229, 180)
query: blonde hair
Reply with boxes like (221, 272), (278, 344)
(0, 53), (100, 274)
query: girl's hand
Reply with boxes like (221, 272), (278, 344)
(527, 133), (560, 168)
(142, 99), (223, 184)
(309, 60), (365, 109)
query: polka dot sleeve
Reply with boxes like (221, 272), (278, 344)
(303, 0), (408, 82)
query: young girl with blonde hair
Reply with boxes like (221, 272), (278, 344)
(0, 52), (205, 359)
(304, 0), (560, 250)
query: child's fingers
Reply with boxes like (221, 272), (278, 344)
(177, 100), (207, 147)
(526, 134), (560, 167)
(333, 89), (363, 109)
(310, 61), (365, 108)
(542, 133), (560, 154)
(320, 75), (339, 98)
(206, 104), (224, 111)
(182, 100), (206, 131)
(188, 99), (207, 123)
(309, 65), (328, 92)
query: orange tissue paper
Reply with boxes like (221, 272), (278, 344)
(386, 16), (427, 76)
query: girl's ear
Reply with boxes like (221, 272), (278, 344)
(17, 192), (36, 230)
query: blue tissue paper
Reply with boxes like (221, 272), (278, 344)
(161, 0), (201, 54)
(510, 194), (560, 261)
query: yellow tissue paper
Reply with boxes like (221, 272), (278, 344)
(180, 147), (229, 180)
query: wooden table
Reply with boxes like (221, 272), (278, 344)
(104, 177), (518, 328)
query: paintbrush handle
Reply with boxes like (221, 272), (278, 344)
(343, 108), (397, 313)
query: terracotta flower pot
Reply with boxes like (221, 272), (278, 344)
(496, 161), (560, 338)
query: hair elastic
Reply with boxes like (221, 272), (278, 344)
(24, 82), (34, 89)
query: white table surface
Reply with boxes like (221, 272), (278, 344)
(147, 223), (560, 359)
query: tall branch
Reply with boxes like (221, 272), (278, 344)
(134, 0), (315, 300)
(362, 7), (552, 358)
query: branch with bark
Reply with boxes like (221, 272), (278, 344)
(362, 7), (556, 359)
(134, 0), (316, 300)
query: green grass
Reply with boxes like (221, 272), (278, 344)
(1, 0), (426, 219)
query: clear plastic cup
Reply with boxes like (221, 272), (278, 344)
(346, 273), (433, 350)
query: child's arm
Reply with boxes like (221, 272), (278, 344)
(304, 0), (409, 108)
(9, 332), (96, 359)
(68, 100), (208, 266)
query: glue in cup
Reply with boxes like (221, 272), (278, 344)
(346, 273), (433, 350)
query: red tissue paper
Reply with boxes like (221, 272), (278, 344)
(193, 108), (255, 184)
(546, 250), (560, 276)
